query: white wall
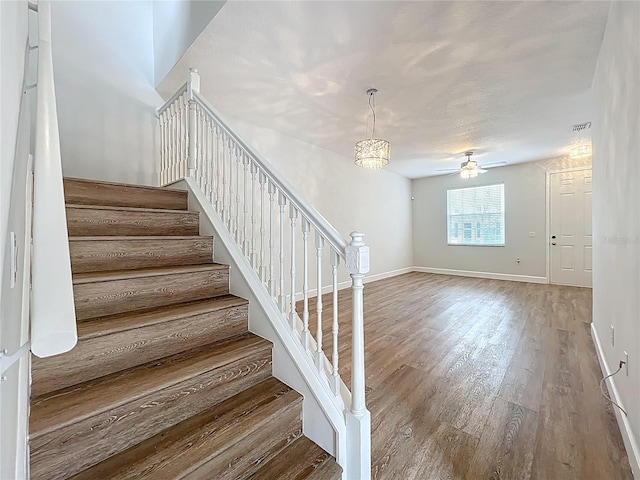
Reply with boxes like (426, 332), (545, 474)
(0, 2), (31, 477)
(1, 0), (28, 312)
(227, 118), (413, 279)
(592, 1), (640, 474)
(50, 1), (162, 185)
(412, 156), (591, 281)
(152, 0), (225, 86)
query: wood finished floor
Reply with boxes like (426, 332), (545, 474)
(302, 272), (632, 479)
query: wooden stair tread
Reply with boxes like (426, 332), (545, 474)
(68, 377), (302, 480)
(66, 203), (193, 214)
(64, 177), (188, 211)
(246, 436), (342, 480)
(73, 263), (228, 284)
(78, 295), (248, 339)
(66, 203), (199, 237)
(31, 296), (250, 397)
(69, 235), (209, 241)
(30, 334), (270, 438)
(69, 236), (214, 273)
(65, 176), (176, 192)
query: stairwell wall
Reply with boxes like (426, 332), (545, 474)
(222, 117), (414, 282)
(0, 2), (31, 478)
(591, 1), (640, 474)
(50, 1), (162, 185)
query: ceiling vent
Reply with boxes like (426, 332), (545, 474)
(572, 122), (592, 132)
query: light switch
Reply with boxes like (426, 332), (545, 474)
(529, 232), (536, 238)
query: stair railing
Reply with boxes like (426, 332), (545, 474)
(30, 0), (78, 358)
(158, 68), (371, 478)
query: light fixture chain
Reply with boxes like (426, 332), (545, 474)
(368, 91), (376, 139)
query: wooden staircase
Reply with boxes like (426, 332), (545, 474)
(29, 177), (341, 480)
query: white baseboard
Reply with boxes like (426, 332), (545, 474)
(412, 266), (548, 284)
(366, 266), (414, 284)
(294, 266), (414, 301)
(591, 323), (640, 478)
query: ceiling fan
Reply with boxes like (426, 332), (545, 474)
(437, 151), (506, 178)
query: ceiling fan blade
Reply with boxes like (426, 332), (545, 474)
(436, 168), (460, 172)
(477, 168), (488, 173)
(480, 161), (507, 168)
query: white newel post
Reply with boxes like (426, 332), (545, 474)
(187, 68), (200, 177)
(345, 231), (371, 480)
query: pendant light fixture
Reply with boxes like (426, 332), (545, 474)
(354, 88), (390, 169)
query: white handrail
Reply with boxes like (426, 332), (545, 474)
(192, 90), (349, 256)
(158, 68), (370, 478)
(30, 0), (77, 358)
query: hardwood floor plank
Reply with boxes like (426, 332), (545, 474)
(466, 397), (538, 479)
(304, 272), (632, 479)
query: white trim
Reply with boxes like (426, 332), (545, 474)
(591, 323), (640, 477)
(412, 266), (548, 284)
(0, 342), (31, 377)
(177, 178), (350, 472)
(545, 170), (551, 283)
(547, 165), (593, 175)
(366, 267), (413, 284)
(546, 166), (592, 286)
(293, 267), (414, 301)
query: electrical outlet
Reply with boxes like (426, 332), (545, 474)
(516, 257), (521, 264)
(611, 325), (615, 346)
(624, 351), (629, 376)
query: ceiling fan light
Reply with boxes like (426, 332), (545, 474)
(469, 169), (479, 178)
(460, 169), (471, 179)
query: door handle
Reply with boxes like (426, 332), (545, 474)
(552, 242), (557, 245)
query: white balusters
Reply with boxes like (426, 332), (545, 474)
(158, 70), (372, 479)
(235, 145), (241, 243)
(214, 125), (221, 212)
(220, 131), (227, 223)
(278, 191), (287, 311)
(242, 153), (249, 255)
(227, 136), (234, 232)
(301, 219), (310, 350)
(259, 172), (267, 282)
(158, 112), (162, 185)
(168, 104), (176, 181)
(206, 118), (213, 201)
(250, 163), (258, 268)
(315, 232), (324, 371)
(289, 205), (298, 330)
(268, 181), (277, 295)
(331, 249), (340, 395)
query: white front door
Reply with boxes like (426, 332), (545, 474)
(549, 168), (593, 287)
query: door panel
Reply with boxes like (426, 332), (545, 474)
(550, 169), (592, 287)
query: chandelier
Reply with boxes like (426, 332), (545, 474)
(354, 88), (390, 169)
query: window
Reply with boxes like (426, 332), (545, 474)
(447, 183), (505, 246)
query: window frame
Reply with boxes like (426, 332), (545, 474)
(446, 182), (506, 247)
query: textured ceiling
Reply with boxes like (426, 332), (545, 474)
(158, 1), (609, 179)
